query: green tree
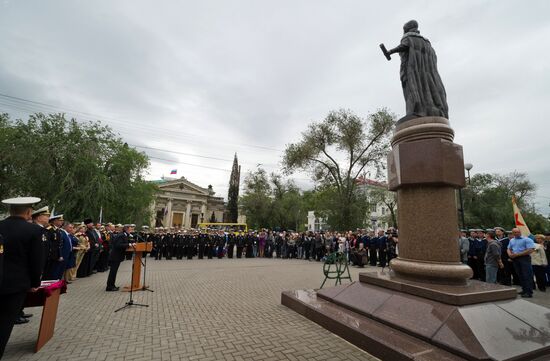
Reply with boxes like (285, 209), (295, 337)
(240, 168), (273, 229)
(463, 171), (549, 233)
(0, 112), (156, 224)
(240, 168), (309, 230)
(282, 108), (395, 230)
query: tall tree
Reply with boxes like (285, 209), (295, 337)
(226, 153), (241, 223)
(0, 112), (156, 224)
(240, 168), (272, 228)
(463, 171), (549, 233)
(240, 168), (309, 230)
(282, 108), (395, 230)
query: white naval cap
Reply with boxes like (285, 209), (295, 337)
(49, 214), (64, 221)
(2, 197), (41, 206)
(32, 205), (51, 216)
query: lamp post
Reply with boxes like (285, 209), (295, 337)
(464, 163), (473, 185)
(370, 215), (377, 232)
(458, 163), (473, 229)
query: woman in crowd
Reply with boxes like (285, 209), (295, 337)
(532, 234), (548, 292)
(64, 223), (80, 282)
(75, 223), (91, 278)
(258, 230), (266, 258)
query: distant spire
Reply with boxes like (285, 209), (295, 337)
(227, 153), (240, 222)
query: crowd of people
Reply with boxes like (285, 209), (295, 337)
(2, 195), (550, 359)
(147, 226), (550, 299)
(458, 227), (549, 298)
(144, 227), (398, 267)
(0, 198), (139, 358)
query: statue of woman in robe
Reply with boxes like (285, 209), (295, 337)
(385, 20), (449, 123)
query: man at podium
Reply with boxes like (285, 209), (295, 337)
(106, 224), (135, 292)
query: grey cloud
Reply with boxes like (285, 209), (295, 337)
(0, 0), (548, 214)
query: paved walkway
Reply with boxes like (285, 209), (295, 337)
(6, 258), (550, 361)
(5, 258), (378, 361)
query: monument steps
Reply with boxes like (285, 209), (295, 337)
(283, 275), (550, 361)
(281, 288), (465, 361)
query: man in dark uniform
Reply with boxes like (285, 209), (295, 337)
(217, 233), (225, 259)
(187, 234), (195, 260)
(198, 232), (205, 259)
(0, 197), (44, 358)
(17, 206), (51, 325)
(236, 233), (244, 259)
(49, 214), (66, 279)
(106, 224), (135, 291)
(31, 206), (50, 278)
(226, 233), (234, 259)
(175, 232), (183, 260)
(84, 218), (100, 275)
(44, 214), (64, 279)
(165, 232), (174, 260)
(207, 234), (216, 259)
(474, 229), (488, 281)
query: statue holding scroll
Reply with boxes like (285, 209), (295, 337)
(380, 20), (449, 122)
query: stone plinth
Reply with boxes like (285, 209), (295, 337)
(387, 116), (472, 284)
(359, 271), (517, 306)
(282, 278), (550, 361)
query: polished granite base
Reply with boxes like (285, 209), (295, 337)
(360, 270), (517, 305)
(282, 277), (550, 360)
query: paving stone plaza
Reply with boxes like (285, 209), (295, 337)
(6, 258), (550, 361)
(6, 259), (379, 361)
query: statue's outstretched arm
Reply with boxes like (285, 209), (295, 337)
(387, 44), (408, 55)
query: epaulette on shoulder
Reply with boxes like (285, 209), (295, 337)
(46, 226), (53, 230)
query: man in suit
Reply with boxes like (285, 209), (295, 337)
(84, 218), (100, 276)
(0, 197), (44, 358)
(106, 224), (135, 291)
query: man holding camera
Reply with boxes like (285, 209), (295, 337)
(106, 224), (135, 292)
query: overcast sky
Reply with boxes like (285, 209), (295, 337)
(1, 0), (549, 215)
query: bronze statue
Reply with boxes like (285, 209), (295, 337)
(380, 20), (448, 122)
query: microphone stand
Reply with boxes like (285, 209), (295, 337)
(115, 239), (149, 312)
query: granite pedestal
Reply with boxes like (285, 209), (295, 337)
(282, 272), (550, 361)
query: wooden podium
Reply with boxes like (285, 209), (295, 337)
(123, 242), (153, 292)
(24, 280), (66, 353)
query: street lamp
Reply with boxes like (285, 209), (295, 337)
(370, 216), (377, 232)
(458, 163), (473, 229)
(464, 163), (473, 185)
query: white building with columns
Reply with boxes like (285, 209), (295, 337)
(150, 177), (225, 229)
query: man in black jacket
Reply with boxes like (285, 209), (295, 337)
(84, 218), (100, 276)
(0, 197), (44, 358)
(106, 224), (135, 291)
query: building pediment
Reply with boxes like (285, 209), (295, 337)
(157, 177), (210, 196)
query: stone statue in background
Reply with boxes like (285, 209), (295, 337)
(380, 20), (449, 122)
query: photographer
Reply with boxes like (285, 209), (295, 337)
(106, 224), (135, 292)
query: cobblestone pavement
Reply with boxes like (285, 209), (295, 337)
(6, 258), (550, 361)
(5, 258), (379, 361)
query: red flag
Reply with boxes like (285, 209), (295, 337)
(512, 196), (531, 237)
